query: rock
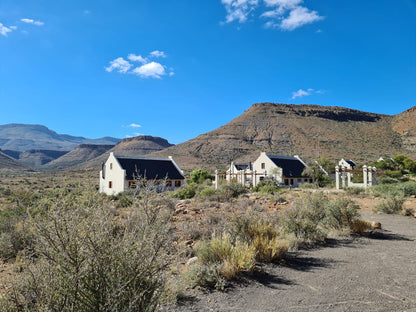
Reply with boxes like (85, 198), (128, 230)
(186, 257), (198, 266)
(371, 221), (381, 229)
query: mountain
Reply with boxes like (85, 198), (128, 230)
(50, 136), (174, 170)
(0, 151), (32, 172)
(149, 103), (415, 170)
(43, 144), (114, 171)
(1, 149), (68, 168)
(0, 124), (120, 151)
(392, 106), (416, 153)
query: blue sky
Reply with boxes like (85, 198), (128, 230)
(1, 0), (415, 144)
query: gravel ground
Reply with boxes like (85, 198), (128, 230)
(166, 210), (416, 312)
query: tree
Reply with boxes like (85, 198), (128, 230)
(302, 162), (331, 187)
(190, 169), (214, 184)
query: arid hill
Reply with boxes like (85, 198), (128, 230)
(43, 145), (115, 171)
(1, 149), (68, 168)
(0, 124), (120, 151)
(0, 151), (32, 173)
(76, 136), (174, 169)
(150, 103), (415, 171)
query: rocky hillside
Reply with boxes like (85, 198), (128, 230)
(1, 149), (68, 168)
(392, 106), (416, 153)
(0, 124), (120, 151)
(66, 136), (174, 170)
(150, 103), (414, 170)
(43, 145), (115, 171)
(0, 151), (32, 173)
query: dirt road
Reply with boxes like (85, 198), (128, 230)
(169, 210), (416, 312)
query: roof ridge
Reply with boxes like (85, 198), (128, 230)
(266, 154), (297, 160)
(115, 155), (171, 161)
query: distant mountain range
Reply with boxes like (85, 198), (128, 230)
(0, 124), (120, 151)
(2, 103), (416, 173)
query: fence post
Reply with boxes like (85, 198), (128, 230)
(335, 166), (340, 189)
(363, 165), (368, 188)
(215, 170), (219, 190)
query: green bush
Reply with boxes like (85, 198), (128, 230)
(219, 183), (247, 199)
(375, 195), (405, 214)
(198, 187), (217, 198)
(170, 185), (196, 199)
(189, 169), (214, 184)
(344, 187), (365, 195)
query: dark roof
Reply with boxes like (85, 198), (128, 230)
(115, 156), (184, 180)
(234, 163), (252, 171)
(267, 155), (307, 178)
(345, 159), (356, 167)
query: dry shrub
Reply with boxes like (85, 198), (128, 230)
(1, 188), (173, 312)
(349, 219), (372, 235)
(186, 233), (256, 289)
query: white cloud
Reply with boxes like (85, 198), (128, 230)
(84, 10), (91, 15)
(291, 88), (324, 99)
(0, 23), (13, 37)
(21, 18), (44, 26)
(128, 123), (142, 128)
(280, 6), (323, 31)
(10, 26), (17, 30)
(221, 0), (259, 23)
(128, 54), (148, 63)
(107, 51), (173, 79)
(150, 50), (166, 58)
(105, 57), (132, 73)
(132, 62), (166, 79)
(292, 89), (310, 99)
(221, 0), (323, 31)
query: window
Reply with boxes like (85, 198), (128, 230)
(108, 181), (112, 189)
(166, 180), (172, 187)
(110, 163), (113, 170)
(175, 180), (181, 187)
(128, 181), (136, 188)
(261, 163), (265, 169)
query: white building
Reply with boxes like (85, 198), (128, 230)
(252, 152), (312, 187)
(99, 152), (185, 195)
(338, 158), (356, 170)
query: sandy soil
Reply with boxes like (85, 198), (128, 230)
(166, 209), (416, 312)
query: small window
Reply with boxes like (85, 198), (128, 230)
(175, 180), (181, 187)
(261, 163), (265, 169)
(110, 163), (113, 170)
(109, 181), (112, 189)
(128, 181), (136, 188)
(166, 181), (172, 187)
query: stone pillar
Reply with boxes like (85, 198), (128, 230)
(242, 169), (246, 186)
(368, 167), (373, 187)
(335, 166), (339, 189)
(372, 167), (377, 185)
(363, 165), (368, 188)
(347, 172), (351, 186)
(253, 170), (257, 187)
(341, 166), (346, 188)
(215, 170), (219, 190)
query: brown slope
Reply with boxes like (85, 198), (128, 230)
(0, 151), (32, 173)
(43, 144), (114, 171)
(77, 136), (174, 169)
(392, 106), (416, 152)
(150, 103), (411, 171)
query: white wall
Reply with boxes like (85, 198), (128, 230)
(99, 152), (126, 195)
(252, 152), (283, 183)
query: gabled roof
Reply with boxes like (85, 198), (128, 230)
(266, 155), (307, 178)
(115, 155), (184, 180)
(345, 159), (356, 167)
